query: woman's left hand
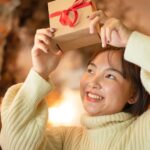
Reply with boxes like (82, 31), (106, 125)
(89, 10), (132, 48)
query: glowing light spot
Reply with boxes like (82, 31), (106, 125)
(48, 89), (85, 126)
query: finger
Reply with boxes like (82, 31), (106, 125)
(105, 27), (111, 43)
(89, 16), (100, 34)
(100, 26), (107, 48)
(55, 50), (63, 56)
(49, 28), (57, 32)
(89, 10), (108, 24)
(89, 11), (100, 20)
(49, 47), (63, 56)
(36, 28), (54, 38)
(89, 10), (103, 19)
(104, 18), (120, 43)
(35, 33), (50, 45)
(32, 47), (42, 57)
(34, 40), (49, 53)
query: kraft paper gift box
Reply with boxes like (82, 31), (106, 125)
(48, 0), (100, 51)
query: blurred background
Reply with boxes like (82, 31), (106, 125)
(0, 0), (150, 129)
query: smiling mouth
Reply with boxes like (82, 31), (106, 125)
(86, 92), (104, 102)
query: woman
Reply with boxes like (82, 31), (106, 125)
(0, 14), (150, 149)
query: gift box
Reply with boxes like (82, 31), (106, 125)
(48, 0), (100, 51)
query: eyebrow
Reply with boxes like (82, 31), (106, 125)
(88, 62), (96, 68)
(88, 63), (124, 77)
(106, 68), (124, 77)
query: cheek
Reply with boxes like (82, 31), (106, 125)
(105, 82), (131, 103)
(104, 83), (124, 99)
(105, 84), (129, 111)
(104, 83), (118, 92)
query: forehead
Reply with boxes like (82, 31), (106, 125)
(91, 50), (123, 70)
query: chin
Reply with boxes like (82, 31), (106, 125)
(86, 110), (111, 116)
(85, 110), (102, 116)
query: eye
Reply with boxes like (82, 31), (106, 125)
(87, 68), (94, 74)
(105, 74), (116, 80)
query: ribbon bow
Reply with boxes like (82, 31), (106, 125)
(49, 0), (92, 27)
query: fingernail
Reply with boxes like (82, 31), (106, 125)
(50, 28), (56, 32)
(50, 28), (53, 32)
(57, 50), (63, 55)
(89, 30), (92, 34)
(102, 43), (106, 48)
(87, 15), (93, 20)
(90, 28), (94, 34)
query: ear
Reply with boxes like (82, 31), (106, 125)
(127, 94), (138, 104)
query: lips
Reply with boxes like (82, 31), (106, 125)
(85, 92), (104, 102)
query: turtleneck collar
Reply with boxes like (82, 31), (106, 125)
(81, 112), (136, 130)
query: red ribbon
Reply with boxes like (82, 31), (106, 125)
(49, 0), (92, 27)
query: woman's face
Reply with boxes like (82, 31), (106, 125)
(80, 50), (134, 116)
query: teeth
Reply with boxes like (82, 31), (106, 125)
(88, 93), (103, 100)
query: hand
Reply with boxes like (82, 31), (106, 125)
(31, 28), (63, 79)
(89, 10), (132, 48)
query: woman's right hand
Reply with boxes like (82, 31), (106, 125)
(31, 28), (63, 79)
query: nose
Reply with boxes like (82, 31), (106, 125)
(88, 75), (102, 89)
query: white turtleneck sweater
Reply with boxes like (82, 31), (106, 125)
(0, 32), (150, 150)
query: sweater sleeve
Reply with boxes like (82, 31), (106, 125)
(124, 31), (150, 93)
(0, 69), (53, 150)
(124, 31), (150, 147)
